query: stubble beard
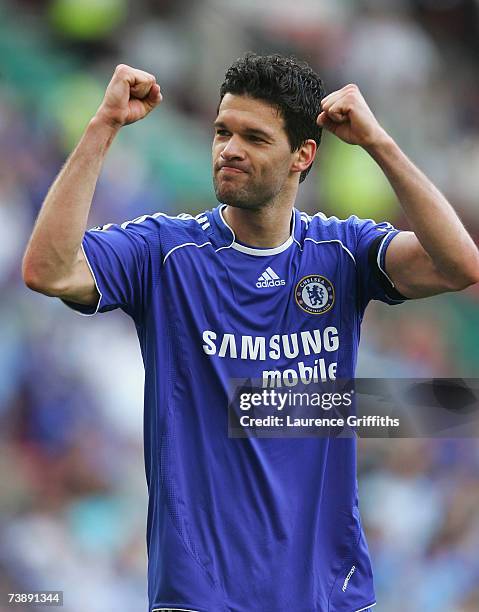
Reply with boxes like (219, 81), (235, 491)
(213, 171), (284, 211)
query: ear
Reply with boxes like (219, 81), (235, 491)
(290, 139), (317, 175)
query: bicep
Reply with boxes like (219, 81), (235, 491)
(385, 231), (456, 299)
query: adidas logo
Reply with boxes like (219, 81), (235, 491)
(256, 267), (286, 289)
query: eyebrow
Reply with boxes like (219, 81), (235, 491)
(213, 121), (274, 140)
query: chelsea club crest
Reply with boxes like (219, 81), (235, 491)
(295, 275), (335, 315)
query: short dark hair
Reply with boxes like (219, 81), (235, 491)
(219, 52), (325, 183)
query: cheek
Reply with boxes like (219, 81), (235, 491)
(212, 139), (223, 159)
(264, 153), (291, 181)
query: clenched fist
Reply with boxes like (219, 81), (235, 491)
(317, 84), (388, 148)
(95, 64), (162, 129)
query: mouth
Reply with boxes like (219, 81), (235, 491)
(217, 165), (248, 175)
(220, 167), (244, 174)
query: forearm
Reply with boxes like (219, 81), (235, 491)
(365, 135), (479, 284)
(23, 117), (119, 289)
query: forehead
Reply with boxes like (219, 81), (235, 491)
(216, 94), (286, 136)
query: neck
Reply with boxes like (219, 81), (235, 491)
(223, 200), (295, 248)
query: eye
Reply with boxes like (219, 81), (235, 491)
(215, 128), (230, 137)
(248, 135), (266, 143)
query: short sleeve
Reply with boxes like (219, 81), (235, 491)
(354, 218), (409, 311)
(62, 216), (162, 323)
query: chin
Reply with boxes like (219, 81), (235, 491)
(214, 184), (243, 206)
(213, 178), (270, 210)
(216, 190), (257, 209)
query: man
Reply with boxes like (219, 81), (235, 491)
(23, 53), (479, 611)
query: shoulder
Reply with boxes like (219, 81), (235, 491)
(119, 210), (211, 236)
(300, 211), (395, 243)
(298, 211), (398, 267)
(301, 211), (378, 232)
(90, 210), (213, 254)
(298, 211), (360, 254)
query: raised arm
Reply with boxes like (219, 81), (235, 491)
(317, 84), (479, 298)
(22, 64), (162, 305)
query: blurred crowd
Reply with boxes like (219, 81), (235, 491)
(1, 0), (479, 610)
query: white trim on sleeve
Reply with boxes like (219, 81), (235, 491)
(151, 608), (200, 612)
(354, 603), (377, 612)
(376, 232), (397, 288)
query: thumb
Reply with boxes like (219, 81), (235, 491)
(317, 111), (328, 127)
(317, 112), (337, 132)
(147, 83), (162, 105)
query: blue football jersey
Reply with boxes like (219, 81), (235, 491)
(64, 204), (407, 612)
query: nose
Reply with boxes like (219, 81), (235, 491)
(220, 135), (245, 161)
